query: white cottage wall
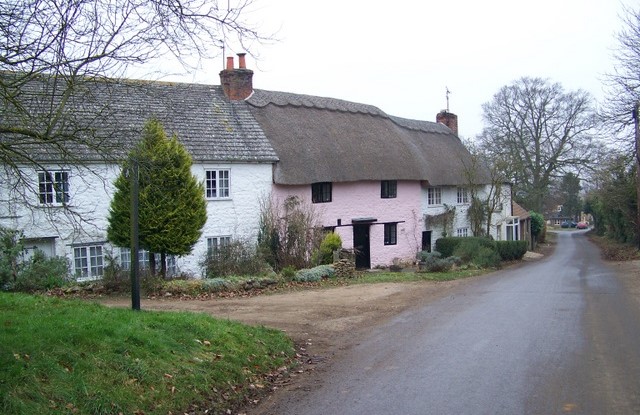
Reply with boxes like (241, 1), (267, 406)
(0, 162), (273, 278)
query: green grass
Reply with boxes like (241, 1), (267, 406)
(351, 269), (485, 284)
(0, 293), (295, 415)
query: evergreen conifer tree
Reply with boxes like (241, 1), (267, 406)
(107, 118), (207, 277)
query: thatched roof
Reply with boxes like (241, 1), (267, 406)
(247, 89), (483, 185)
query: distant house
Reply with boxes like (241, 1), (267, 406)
(1, 54), (517, 277)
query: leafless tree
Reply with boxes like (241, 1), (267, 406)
(477, 77), (600, 213)
(602, 5), (640, 144)
(0, 0), (267, 225)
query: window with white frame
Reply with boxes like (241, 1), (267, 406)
(74, 245), (103, 279)
(457, 187), (469, 204)
(207, 236), (231, 255)
(205, 169), (230, 199)
(384, 223), (398, 245)
(427, 187), (442, 205)
(506, 217), (519, 241)
(120, 248), (153, 270)
(456, 227), (469, 237)
(120, 249), (176, 276)
(38, 170), (69, 204)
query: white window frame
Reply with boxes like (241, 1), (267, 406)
(205, 169), (230, 199)
(456, 227), (469, 237)
(38, 170), (70, 205)
(457, 187), (469, 204)
(74, 245), (104, 279)
(427, 187), (442, 205)
(207, 236), (231, 255)
(506, 217), (520, 241)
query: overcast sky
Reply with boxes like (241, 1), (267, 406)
(165, 0), (633, 140)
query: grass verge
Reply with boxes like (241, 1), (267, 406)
(0, 292), (295, 415)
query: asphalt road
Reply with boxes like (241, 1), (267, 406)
(263, 231), (640, 415)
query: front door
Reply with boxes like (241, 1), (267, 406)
(422, 231), (432, 252)
(353, 224), (371, 269)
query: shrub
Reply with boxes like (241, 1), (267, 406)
(453, 238), (496, 263)
(417, 251), (460, 272)
(435, 237), (462, 258)
(101, 253), (130, 293)
(317, 232), (342, 264)
(294, 265), (335, 282)
(201, 239), (268, 278)
(495, 240), (528, 261)
(471, 246), (502, 269)
(280, 265), (296, 281)
(0, 227), (23, 289)
(10, 251), (70, 292)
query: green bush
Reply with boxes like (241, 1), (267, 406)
(317, 232), (342, 264)
(417, 251), (461, 272)
(10, 251), (70, 292)
(471, 246), (502, 268)
(495, 240), (528, 261)
(452, 238), (495, 262)
(280, 265), (296, 280)
(434, 237), (462, 258)
(294, 264), (335, 282)
(0, 227), (23, 289)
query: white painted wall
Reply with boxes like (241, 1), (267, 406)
(0, 162), (273, 278)
(421, 184), (513, 249)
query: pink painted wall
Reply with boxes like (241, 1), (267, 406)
(273, 181), (423, 267)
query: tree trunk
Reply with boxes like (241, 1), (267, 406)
(160, 253), (167, 279)
(149, 252), (156, 277)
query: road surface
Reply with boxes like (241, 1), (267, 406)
(256, 231), (640, 414)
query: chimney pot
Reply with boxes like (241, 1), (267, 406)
(219, 53), (254, 101)
(237, 53), (247, 69)
(436, 110), (459, 136)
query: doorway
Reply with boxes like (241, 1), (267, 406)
(353, 224), (371, 269)
(422, 231), (432, 252)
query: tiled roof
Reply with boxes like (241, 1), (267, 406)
(1, 74), (278, 164)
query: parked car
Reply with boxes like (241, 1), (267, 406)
(561, 221), (577, 228)
(577, 222), (588, 229)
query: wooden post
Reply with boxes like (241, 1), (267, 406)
(130, 159), (141, 311)
(635, 102), (640, 249)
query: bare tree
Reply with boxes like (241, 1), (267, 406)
(602, 5), (640, 144)
(0, 0), (267, 213)
(477, 77), (599, 213)
(461, 140), (508, 237)
(601, 5), (640, 247)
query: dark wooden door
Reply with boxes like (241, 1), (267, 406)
(422, 231), (432, 252)
(353, 224), (371, 269)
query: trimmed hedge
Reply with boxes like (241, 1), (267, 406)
(495, 240), (528, 261)
(435, 237), (496, 258)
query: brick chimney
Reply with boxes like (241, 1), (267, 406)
(436, 110), (458, 135)
(219, 53), (253, 100)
